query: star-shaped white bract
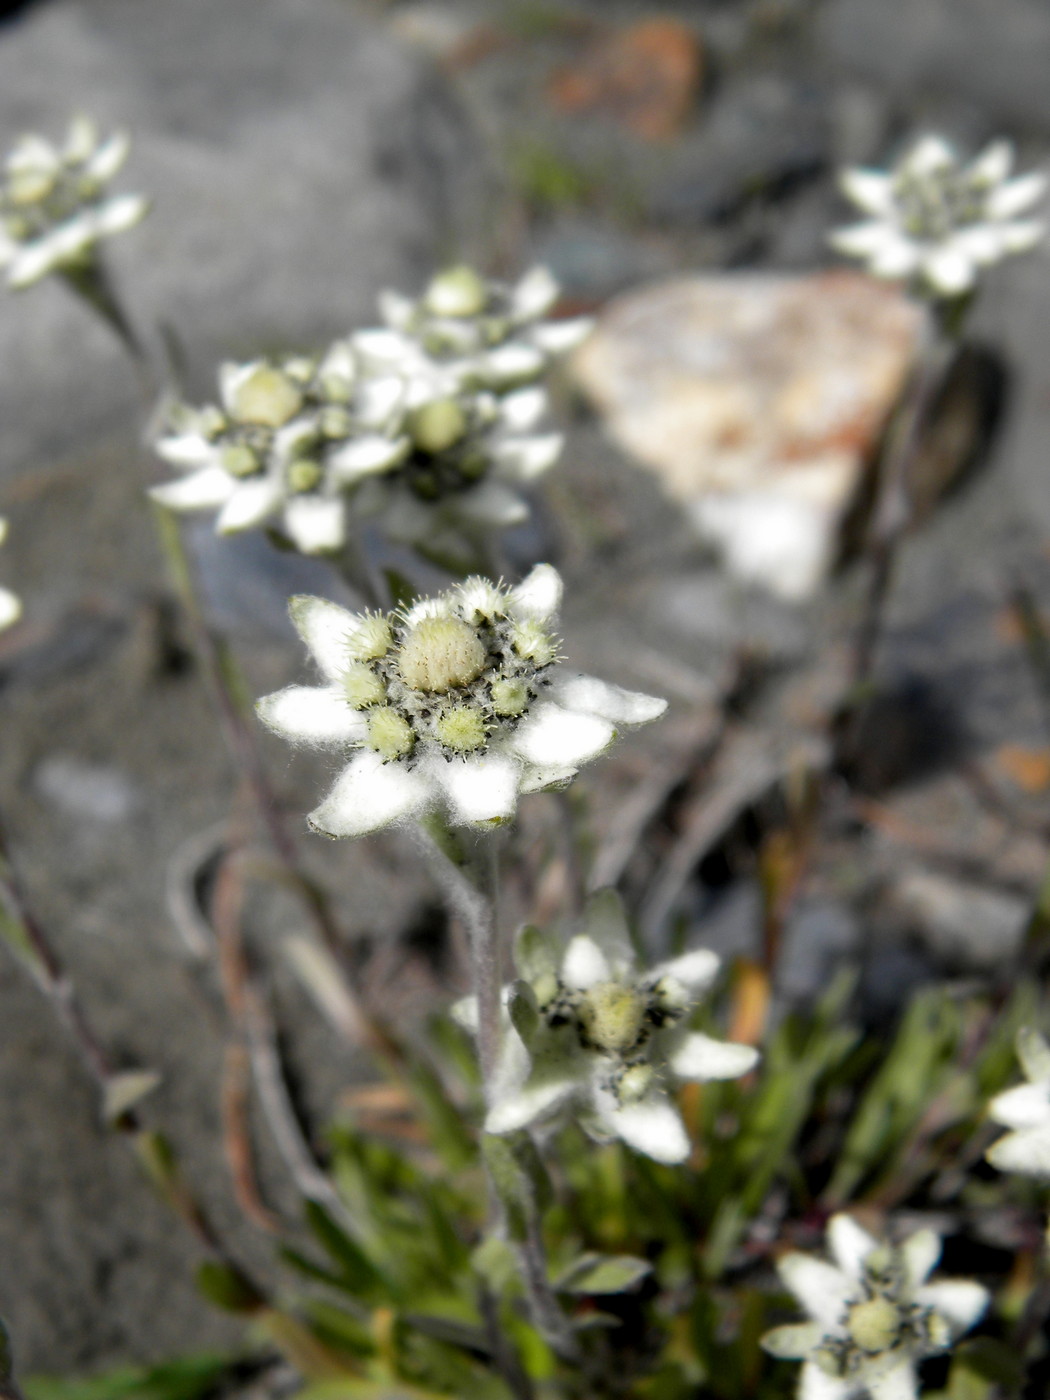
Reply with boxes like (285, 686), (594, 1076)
(354, 264), (593, 395)
(986, 1027), (1050, 1179)
(256, 566), (666, 839)
(0, 115), (147, 290)
(830, 135), (1045, 298)
(150, 346), (409, 555)
(0, 518), (20, 631)
(463, 888), (758, 1165)
(762, 1214), (989, 1400)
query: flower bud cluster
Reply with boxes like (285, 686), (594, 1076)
(831, 135), (1045, 298)
(361, 263), (593, 393)
(762, 1214), (989, 1400)
(332, 577), (560, 764)
(810, 1248), (949, 1383)
(0, 115), (147, 290)
(151, 265), (581, 556)
(471, 892), (758, 1164)
(256, 564), (666, 838)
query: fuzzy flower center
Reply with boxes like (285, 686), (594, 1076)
(894, 166), (988, 242)
(1, 149), (109, 245)
(161, 352), (381, 499)
(814, 1255), (948, 1379)
(536, 968), (690, 1105)
(338, 582), (559, 762)
(399, 394), (498, 503)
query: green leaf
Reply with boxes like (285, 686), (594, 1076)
(554, 1252), (652, 1294)
(950, 1338), (1024, 1391)
(470, 1236), (519, 1295)
(195, 1262), (264, 1315)
(304, 1200), (389, 1303)
(481, 1133), (551, 1243)
(23, 1356), (241, 1400)
(514, 924), (561, 983)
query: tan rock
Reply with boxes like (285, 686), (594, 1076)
(572, 271), (924, 599)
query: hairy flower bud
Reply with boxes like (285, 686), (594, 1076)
(397, 616), (487, 693)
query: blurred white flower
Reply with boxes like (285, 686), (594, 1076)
(830, 135), (1045, 298)
(256, 565), (665, 838)
(0, 518), (20, 631)
(151, 341), (563, 559)
(762, 1214), (988, 1400)
(461, 889), (757, 1165)
(349, 381), (564, 562)
(0, 114), (147, 290)
(354, 264), (593, 394)
(150, 347), (408, 554)
(986, 1027), (1050, 1178)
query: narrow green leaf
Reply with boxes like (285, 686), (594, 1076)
(304, 1200), (389, 1302)
(554, 1252), (652, 1294)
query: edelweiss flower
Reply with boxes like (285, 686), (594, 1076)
(150, 346), (408, 554)
(762, 1214), (988, 1400)
(986, 1027), (1050, 1178)
(830, 135), (1045, 297)
(349, 381), (563, 561)
(256, 565), (666, 838)
(465, 889), (758, 1164)
(0, 115), (147, 290)
(0, 519), (20, 631)
(354, 264), (593, 394)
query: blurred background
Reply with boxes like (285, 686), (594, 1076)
(2, 0), (1050, 1377)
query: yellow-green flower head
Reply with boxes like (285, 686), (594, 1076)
(149, 343), (410, 556)
(256, 566), (667, 839)
(366, 263), (594, 393)
(461, 889), (759, 1164)
(0, 114), (148, 290)
(762, 1215), (989, 1400)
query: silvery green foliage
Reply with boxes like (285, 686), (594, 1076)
(461, 889), (758, 1165)
(0, 519), (20, 632)
(0, 115), (147, 290)
(256, 565), (666, 837)
(762, 1215), (988, 1400)
(830, 136), (1045, 298)
(986, 1027), (1050, 1178)
(356, 264), (593, 397)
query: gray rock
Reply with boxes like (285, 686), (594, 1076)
(888, 869), (1029, 970)
(820, 0), (1050, 134)
(33, 754), (139, 823)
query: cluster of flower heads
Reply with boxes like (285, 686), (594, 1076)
(256, 564), (665, 838)
(762, 1214), (988, 1400)
(151, 265), (589, 558)
(0, 116), (147, 290)
(0, 519), (20, 632)
(831, 135), (1045, 299)
(460, 889), (758, 1164)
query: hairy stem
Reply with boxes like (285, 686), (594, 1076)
(412, 821), (503, 1089)
(848, 328), (956, 696)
